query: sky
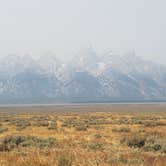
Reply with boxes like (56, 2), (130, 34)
(0, 0), (166, 64)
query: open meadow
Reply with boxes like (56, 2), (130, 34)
(0, 104), (166, 166)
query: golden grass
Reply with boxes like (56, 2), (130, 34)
(0, 104), (166, 166)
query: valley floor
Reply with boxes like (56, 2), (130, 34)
(0, 104), (166, 166)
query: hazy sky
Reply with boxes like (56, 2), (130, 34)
(0, 0), (166, 64)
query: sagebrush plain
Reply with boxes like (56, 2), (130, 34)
(0, 104), (166, 166)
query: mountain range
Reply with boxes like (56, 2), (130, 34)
(0, 48), (166, 104)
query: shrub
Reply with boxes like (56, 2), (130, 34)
(107, 156), (128, 164)
(3, 135), (26, 147)
(30, 116), (50, 127)
(16, 125), (27, 131)
(9, 119), (31, 127)
(143, 135), (166, 152)
(122, 134), (166, 153)
(0, 127), (8, 133)
(94, 134), (102, 139)
(48, 121), (57, 130)
(112, 127), (130, 132)
(161, 144), (166, 153)
(0, 135), (56, 150)
(9, 119), (31, 130)
(87, 142), (103, 150)
(32, 120), (49, 127)
(75, 125), (88, 131)
(121, 135), (146, 148)
(138, 129), (145, 133)
(56, 153), (72, 166)
(0, 143), (9, 152)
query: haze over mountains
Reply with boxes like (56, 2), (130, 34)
(0, 47), (166, 104)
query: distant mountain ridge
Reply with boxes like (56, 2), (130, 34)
(0, 48), (166, 104)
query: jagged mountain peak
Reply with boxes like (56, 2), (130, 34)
(0, 50), (165, 103)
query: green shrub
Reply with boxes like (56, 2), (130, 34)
(143, 121), (166, 127)
(161, 144), (166, 153)
(57, 153), (72, 166)
(112, 127), (130, 132)
(75, 125), (88, 131)
(1, 135), (56, 150)
(9, 119), (31, 130)
(143, 135), (166, 152)
(122, 134), (166, 153)
(48, 121), (57, 130)
(32, 120), (49, 127)
(107, 157), (128, 164)
(0, 127), (8, 133)
(16, 125), (28, 131)
(94, 134), (102, 139)
(121, 135), (146, 148)
(87, 142), (103, 150)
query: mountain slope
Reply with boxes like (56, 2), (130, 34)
(0, 50), (166, 103)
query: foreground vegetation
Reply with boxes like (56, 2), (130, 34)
(0, 104), (166, 166)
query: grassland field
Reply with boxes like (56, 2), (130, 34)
(0, 104), (166, 166)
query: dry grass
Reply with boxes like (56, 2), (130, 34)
(0, 104), (166, 166)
